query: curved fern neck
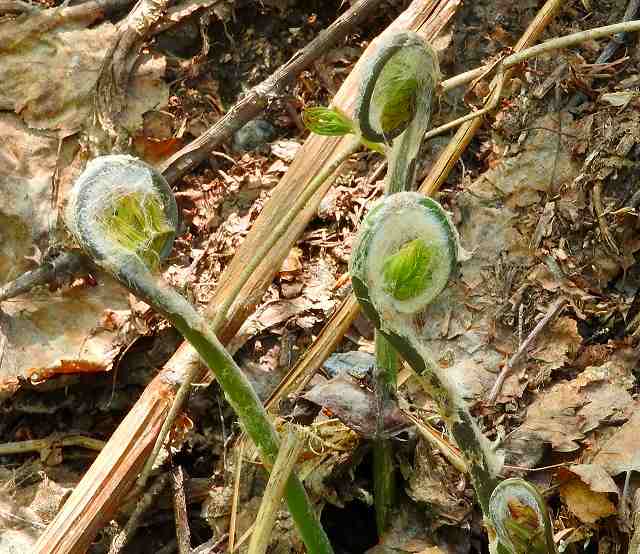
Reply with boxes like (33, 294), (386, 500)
(349, 191), (502, 515)
(66, 155), (178, 287)
(67, 155), (335, 554)
(356, 32), (440, 193)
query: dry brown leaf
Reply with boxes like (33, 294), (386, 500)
(0, 13), (168, 134)
(279, 246), (304, 279)
(0, 460), (78, 537)
(303, 375), (409, 439)
(228, 297), (311, 353)
(527, 263), (595, 301)
(560, 478), (616, 523)
(469, 114), (580, 208)
(0, 114), (57, 281)
(303, 258), (336, 312)
(0, 114), (142, 399)
(270, 139), (301, 162)
(564, 464), (619, 495)
(405, 439), (470, 525)
(531, 316), (580, 370)
(590, 408), (640, 476)
(505, 363), (634, 460)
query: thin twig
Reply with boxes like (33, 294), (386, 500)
(0, 434), (104, 456)
(0, 251), (86, 303)
(159, 0), (385, 183)
(593, 180), (620, 254)
(231, 522), (256, 553)
(170, 465), (191, 554)
(568, 0), (640, 107)
(427, 19), (640, 141)
(400, 409), (467, 473)
(504, 20), (640, 69)
(108, 473), (170, 554)
(424, 71), (505, 140)
(248, 429), (304, 554)
(191, 533), (228, 554)
(227, 441), (245, 554)
(488, 297), (567, 404)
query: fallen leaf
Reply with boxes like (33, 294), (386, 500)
(560, 478), (616, 523)
(303, 375), (409, 439)
(505, 363), (634, 461)
(590, 408), (640, 475)
(266, 159), (289, 174)
(600, 91), (637, 108)
(0, 11), (168, 134)
(0, 115), (139, 399)
(271, 139), (301, 162)
(279, 246), (303, 280)
(531, 316), (580, 371)
(469, 114), (580, 209)
(228, 297), (311, 353)
(562, 464), (618, 495)
(405, 438), (470, 525)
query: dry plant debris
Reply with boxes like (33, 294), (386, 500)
(2, 0), (640, 552)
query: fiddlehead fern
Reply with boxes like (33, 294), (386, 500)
(303, 31), (439, 192)
(304, 29), (556, 552)
(356, 32), (439, 193)
(356, 32), (441, 533)
(489, 479), (557, 554)
(303, 32), (442, 533)
(67, 155), (334, 554)
(349, 191), (502, 515)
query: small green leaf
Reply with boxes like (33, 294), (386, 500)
(101, 193), (174, 270)
(382, 238), (433, 301)
(357, 34), (439, 143)
(378, 76), (418, 137)
(302, 107), (355, 136)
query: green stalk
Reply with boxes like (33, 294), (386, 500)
(136, 139), (360, 501)
(67, 155), (334, 554)
(353, 31), (439, 534)
(349, 192), (502, 517)
(372, 330), (398, 534)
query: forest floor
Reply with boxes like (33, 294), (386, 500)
(1, 0), (640, 553)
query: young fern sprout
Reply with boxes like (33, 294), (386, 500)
(302, 106), (356, 137)
(303, 32), (439, 192)
(356, 32), (439, 193)
(67, 155), (179, 283)
(489, 478), (557, 554)
(303, 32), (441, 534)
(343, 31), (557, 552)
(349, 192), (503, 516)
(66, 155), (334, 554)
